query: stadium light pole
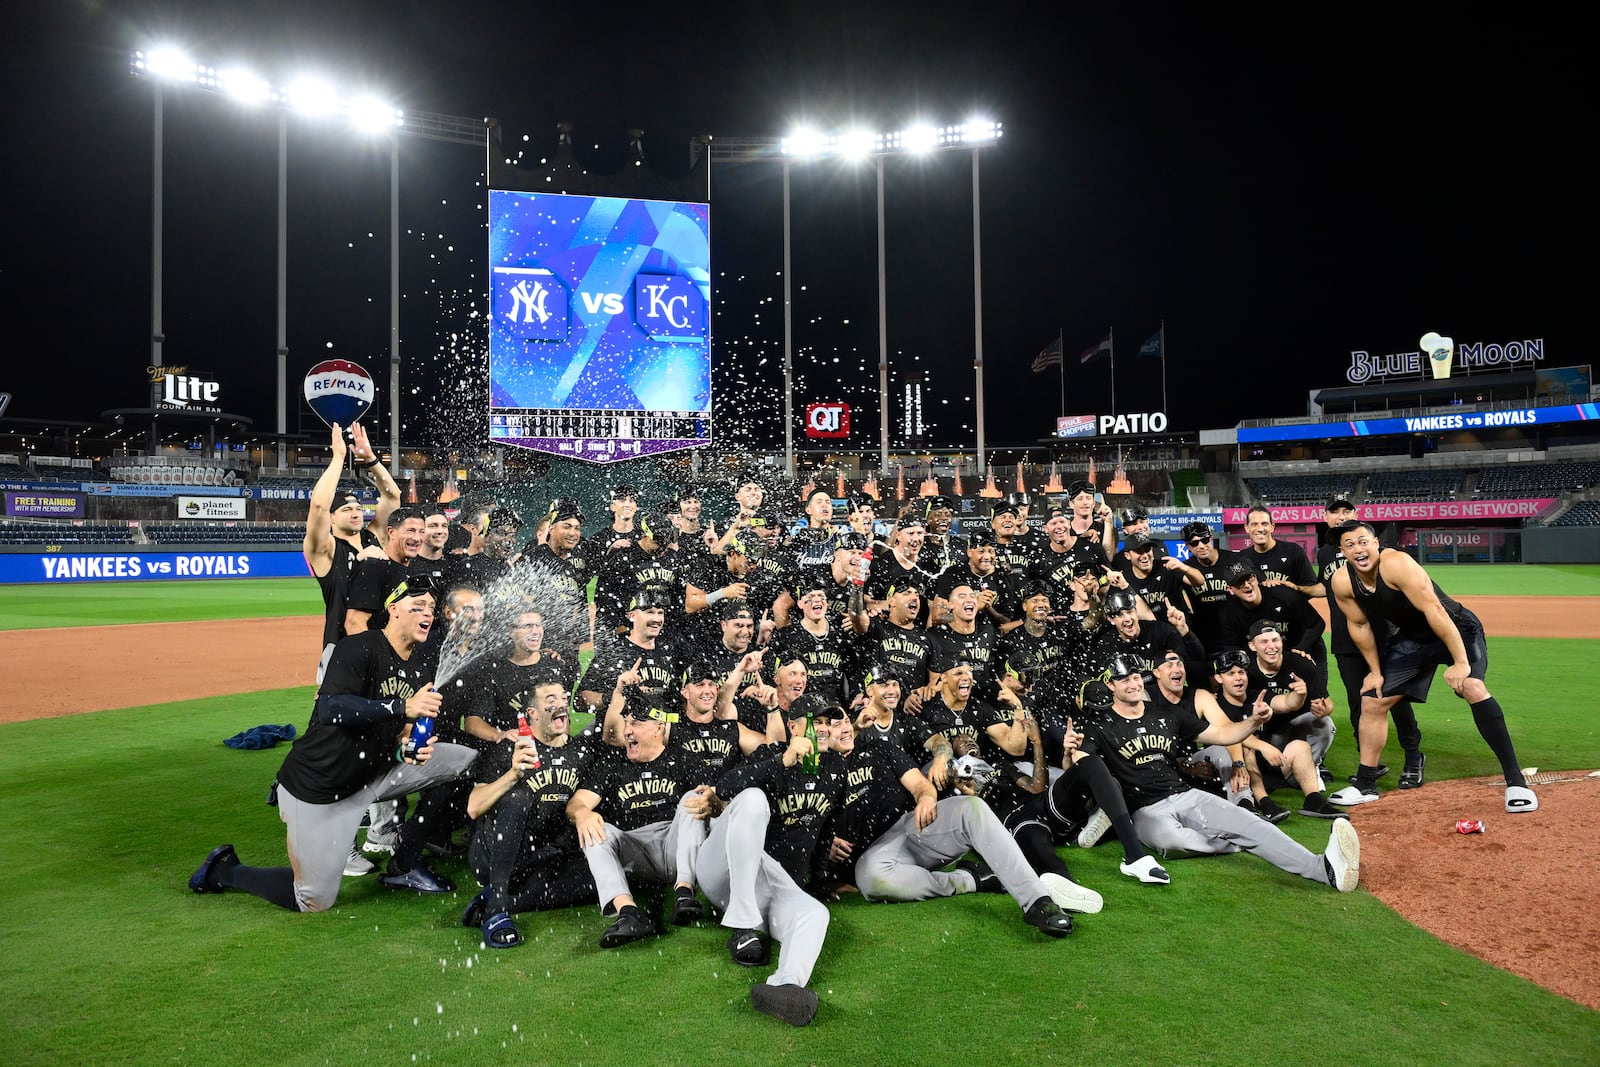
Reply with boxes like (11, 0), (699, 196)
(131, 50), (488, 474)
(710, 120), (1001, 480)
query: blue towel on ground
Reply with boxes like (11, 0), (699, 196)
(223, 724), (297, 750)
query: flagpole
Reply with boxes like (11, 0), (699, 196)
(1160, 318), (1168, 414)
(1057, 328), (1065, 419)
(1109, 325), (1116, 415)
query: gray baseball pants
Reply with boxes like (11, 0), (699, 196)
(856, 795), (1051, 911)
(276, 741), (477, 912)
(696, 790), (829, 989)
(581, 796), (707, 909)
(1133, 789), (1332, 885)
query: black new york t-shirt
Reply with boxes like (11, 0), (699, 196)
(1078, 703), (1205, 811)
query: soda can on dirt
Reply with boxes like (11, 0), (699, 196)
(1455, 818), (1486, 834)
(403, 715), (435, 761)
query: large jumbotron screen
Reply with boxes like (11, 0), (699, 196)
(487, 190), (712, 461)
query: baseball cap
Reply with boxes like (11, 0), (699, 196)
(1119, 506), (1149, 524)
(673, 484), (701, 504)
(895, 512), (927, 530)
(1246, 619), (1284, 640)
(1223, 561), (1258, 587)
(886, 576), (928, 599)
(1079, 679), (1114, 710)
(1326, 496), (1355, 512)
(383, 573), (440, 607)
(847, 491), (877, 511)
(833, 532), (868, 552)
(990, 501), (1020, 519)
(1212, 648), (1250, 673)
(609, 484), (639, 501)
(1103, 590), (1139, 616)
(1181, 520), (1212, 543)
(717, 598), (754, 621)
(637, 510), (678, 545)
(487, 504), (523, 529)
(1044, 505), (1069, 521)
(547, 497), (584, 524)
(682, 659), (723, 685)
(791, 572), (830, 598)
(923, 494), (955, 514)
(1105, 653), (1148, 681)
(1066, 479), (1095, 499)
(862, 663), (901, 688)
(964, 527), (998, 548)
(1071, 556), (1103, 578)
(1021, 581), (1053, 602)
(747, 508), (780, 528)
(1004, 491), (1032, 508)
(1124, 534), (1158, 553)
(620, 688), (677, 723)
(786, 695), (825, 721)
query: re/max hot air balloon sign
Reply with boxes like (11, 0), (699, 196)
(303, 360), (374, 430)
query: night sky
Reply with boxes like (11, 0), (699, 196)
(0, 2), (1583, 458)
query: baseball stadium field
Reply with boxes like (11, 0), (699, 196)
(2, 565), (1597, 1065)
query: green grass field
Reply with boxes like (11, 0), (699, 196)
(0, 578), (323, 630)
(2, 573), (1597, 1064)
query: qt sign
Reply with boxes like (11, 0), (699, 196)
(805, 402), (850, 439)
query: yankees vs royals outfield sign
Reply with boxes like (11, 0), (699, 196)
(486, 191), (712, 463)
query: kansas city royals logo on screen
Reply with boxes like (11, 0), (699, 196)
(634, 274), (707, 342)
(493, 266), (570, 342)
(303, 359), (374, 428)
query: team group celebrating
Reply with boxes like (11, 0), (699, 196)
(188, 422), (1537, 1027)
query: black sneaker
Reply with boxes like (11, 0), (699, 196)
(750, 983), (819, 1026)
(955, 858), (1003, 893)
(188, 843), (237, 894)
(1298, 793), (1344, 819)
(1399, 752), (1426, 790)
(1236, 796), (1258, 814)
(1348, 763), (1390, 785)
(376, 863), (454, 894)
(599, 908), (660, 949)
(1256, 796), (1291, 824)
(670, 887), (705, 925)
(728, 928), (771, 967)
(1023, 897), (1074, 938)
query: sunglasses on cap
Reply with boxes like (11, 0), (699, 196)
(1212, 649), (1250, 673)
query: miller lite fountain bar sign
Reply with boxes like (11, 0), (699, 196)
(149, 365), (223, 412)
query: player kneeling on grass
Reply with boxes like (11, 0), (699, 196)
(459, 674), (598, 949)
(189, 577), (478, 910)
(1073, 655), (1360, 892)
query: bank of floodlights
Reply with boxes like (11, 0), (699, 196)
(131, 48), (403, 131)
(780, 118), (1003, 159)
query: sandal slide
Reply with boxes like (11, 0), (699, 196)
(482, 912), (522, 949)
(461, 892), (486, 929)
(1505, 785), (1539, 813)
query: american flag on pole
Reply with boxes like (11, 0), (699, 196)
(1031, 335), (1064, 373)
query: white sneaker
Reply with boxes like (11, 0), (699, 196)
(1040, 872), (1104, 914)
(1119, 855), (1171, 884)
(344, 848), (376, 877)
(362, 823), (400, 855)
(1328, 785), (1380, 806)
(1505, 785), (1539, 813)
(1324, 818), (1360, 892)
(1076, 808), (1113, 849)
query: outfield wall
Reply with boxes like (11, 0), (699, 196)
(0, 549), (309, 584)
(1523, 527), (1600, 563)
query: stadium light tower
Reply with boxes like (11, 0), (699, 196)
(131, 48), (487, 473)
(710, 118), (1002, 477)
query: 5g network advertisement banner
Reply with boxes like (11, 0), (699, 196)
(487, 191), (712, 462)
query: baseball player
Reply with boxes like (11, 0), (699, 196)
(188, 576), (478, 911)
(1327, 521), (1536, 812)
(1074, 655), (1360, 891)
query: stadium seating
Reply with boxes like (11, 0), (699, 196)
(0, 522), (136, 545)
(1244, 474), (1358, 506)
(1365, 469), (1464, 501)
(1549, 500), (1600, 527)
(144, 524), (304, 545)
(1473, 461), (1600, 498)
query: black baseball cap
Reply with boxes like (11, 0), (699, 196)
(1326, 496), (1355, 512)
(637, 511), (678, 544)
(1181, 520), (1213, 543)
(620, 688), (677, 722)
(487, 504), (523, 529)
(1103, 590), (1139, 616)
(862, 663), (901, 688)
(791, 572), (830, 598)
(990, 501), (1020, 519)
(848, 491), (877, 511)
(1066, 480), (1095, 499)
(673, 484), (701, 504)
(383, 573), (440, 607)
(717, 598), (754, 620)
(1119, 506), (1149, 524)
(609, 484), (639, 501)
(547, 497), (584, 524)
(1005, 491), (1032, 508)
(886, 576), (928, 599)
(1021, 581), (1053, 602)
(786, 695), (825, 721)
(1044, 505), (1069, 521)
(833, 532), (868, 552)
(1246, 619), (1284, 640)
(1124, 534), (1158, 553)
(895, 512), (927, 530)
(1223, 561), (1258, 587)
(964, 527), (998, 547)
(682, 659), (723, 685)
(1079, 679), (1114, 710)
(747, 509), (780, 528)
(923, 495), (955, 514)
